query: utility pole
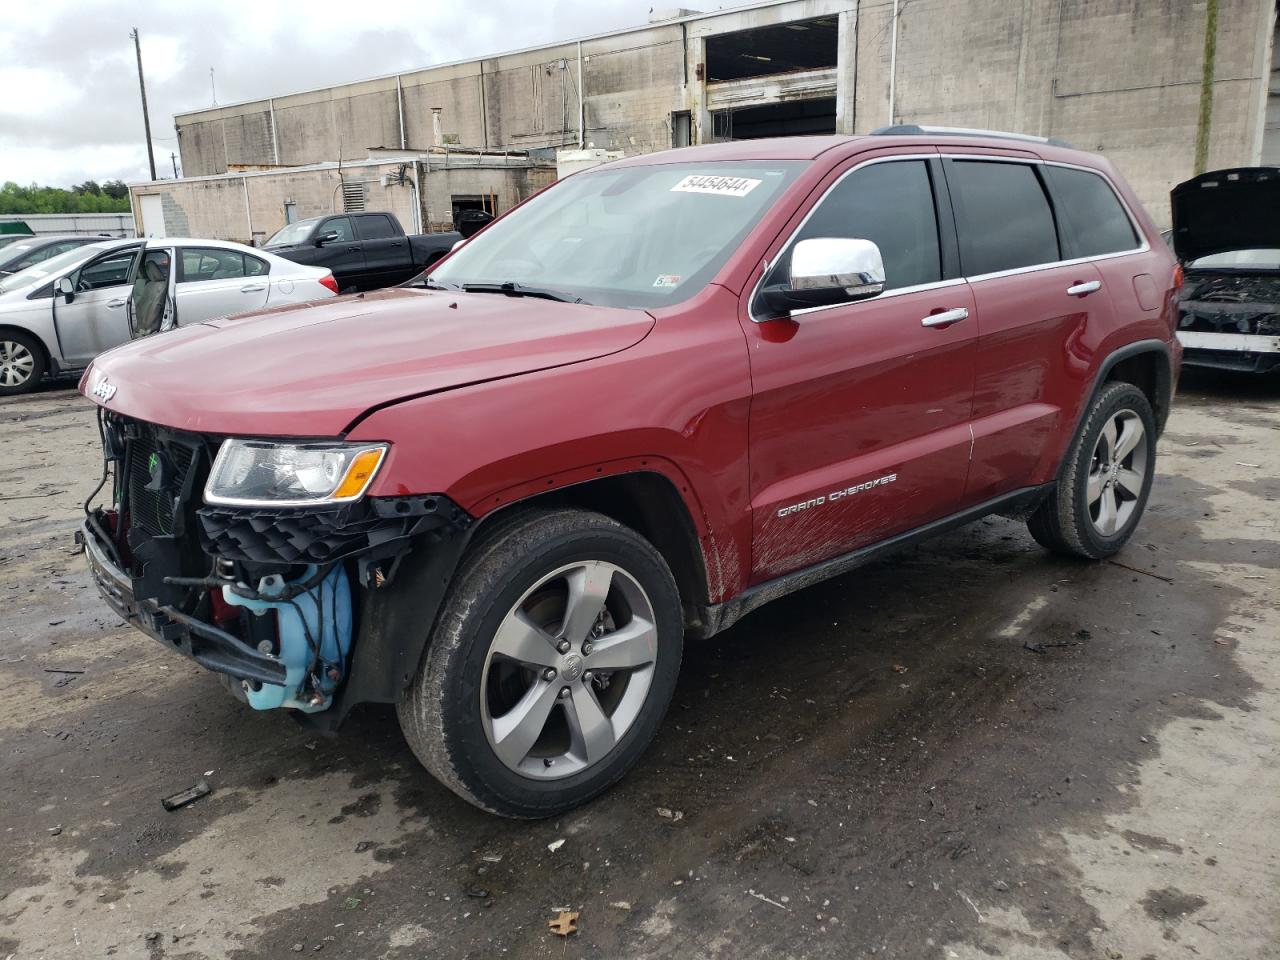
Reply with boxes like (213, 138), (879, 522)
(129, 28), (157, 181)
(170, 152), (179, 179)
(211, 67), (217, 106)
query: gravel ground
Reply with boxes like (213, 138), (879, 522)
(1, 370), (1277, 960)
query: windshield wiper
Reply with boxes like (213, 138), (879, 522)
(461, 281), (585, 304)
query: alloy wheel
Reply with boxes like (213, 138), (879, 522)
(480, 560), (658, 780)
(1087, 408), (1148, 536)
(0, 340), (35, 388)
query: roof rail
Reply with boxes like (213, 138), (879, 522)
(870, 124), (1075, 149)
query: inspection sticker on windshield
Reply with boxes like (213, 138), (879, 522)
(653, 274), (681, 288)
(670, 174), (762, 197)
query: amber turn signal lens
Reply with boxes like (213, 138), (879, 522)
(333, 448), (386, 500)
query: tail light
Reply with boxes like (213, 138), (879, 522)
(318, 272), (339, 295)
(1172, 263), (1184, 290)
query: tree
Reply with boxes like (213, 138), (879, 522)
(0, 182), (131, 215)
(102, 180), (129, 201)
(72, 180), (102, 196)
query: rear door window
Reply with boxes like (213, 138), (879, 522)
(357, 215), (397, 240)
(781, 159), (943, 292)
(1043, 166), (1139, 258)
(180, 248), (250, 282)
(947, 160), (1060, 276)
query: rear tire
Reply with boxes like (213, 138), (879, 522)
(0, 331), (46, 396)
(1028, 381), (1156, 558)
(397, 508), (683, 818)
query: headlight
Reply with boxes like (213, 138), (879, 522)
(204, 440), (388, 507)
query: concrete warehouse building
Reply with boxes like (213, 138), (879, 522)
(142, 0), (1278, 242)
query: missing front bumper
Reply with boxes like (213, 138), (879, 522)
(79, 518), (288, 687)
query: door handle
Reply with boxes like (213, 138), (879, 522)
(239, 284), (267, 293)
(920, 307), (969, 328)
(106, 298), (126, 308)
(1067, 280), (1101, 297)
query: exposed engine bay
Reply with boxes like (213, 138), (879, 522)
(1178, 272), (1280, 337)
(79, 411), (469, 725)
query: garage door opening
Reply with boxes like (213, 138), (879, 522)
(711, 97), (838, 141)
(705, 16), (839, 83)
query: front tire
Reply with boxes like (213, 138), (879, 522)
(397, 508), (683, 818)
(1028, 381), (1156, 558)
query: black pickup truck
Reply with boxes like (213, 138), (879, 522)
(264, 211), (460, 292)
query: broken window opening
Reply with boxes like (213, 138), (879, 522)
(705, 16), (839, 84)
(711, 98), (838, 141)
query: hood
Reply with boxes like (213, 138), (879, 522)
(1170, 167), (1280, 264)
(83, 287), (654, 436)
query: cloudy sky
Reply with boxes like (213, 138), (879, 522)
(0, 0), (755, 188)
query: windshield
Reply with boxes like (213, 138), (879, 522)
(429, 161), (806, 308)
(0, 244), (114, 293)
(1188, 248), (1280, 271)
(266, 219), (319, 246)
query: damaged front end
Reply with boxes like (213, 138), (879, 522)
(1171, 167), (1280, 374)
(78, 412), (472, 730)
(1177, 272), (1280, 373)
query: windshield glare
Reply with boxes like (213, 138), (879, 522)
(1189, 248), (1280, 271)
(0, 244), (114, 293)
(266, 219), (318, 246)
(430, 161), (806, 308)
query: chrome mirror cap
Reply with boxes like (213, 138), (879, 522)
(790, 237), (886, 298)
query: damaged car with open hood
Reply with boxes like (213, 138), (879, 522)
(1171, 166), (1280, 374)
(78, 129), (1180, 818)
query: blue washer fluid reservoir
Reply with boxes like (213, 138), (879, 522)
(222, 565), (353, 713)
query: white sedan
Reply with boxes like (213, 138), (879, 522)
(0, 237), (338, 395)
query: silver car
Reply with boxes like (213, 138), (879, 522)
(0, 237), (338, 395)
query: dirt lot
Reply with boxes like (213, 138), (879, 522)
(1, 372), (1277, 960)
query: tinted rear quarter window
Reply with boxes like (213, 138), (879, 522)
(948, 160), (1059, 276)
(1043, 166), (1138, 258)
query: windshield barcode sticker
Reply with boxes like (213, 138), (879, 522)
(670, 175), (762, 198)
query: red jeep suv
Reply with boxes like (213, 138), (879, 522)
(79, 128), (1181, 817)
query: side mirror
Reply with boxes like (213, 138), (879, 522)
(315, 231), (340, 247)
(56, 276), (75, 303)
(757, 237), (885, 319)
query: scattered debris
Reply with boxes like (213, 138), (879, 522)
(891, 663), (908, 674)
(43, 667), (83, 674)
(547, 910), (579, 936)
(291, 943), (304, 952)
(1105, 559), (1174, 583)
(47, 619), (65, 626)
(656, 806), (684, 822)
(145, 932), (161, 943)
(992, 879), (1009, 892)
(48, 825), (62, 837)
(354, 841), (375, 853)
(343, 896), (362, 909)
(480, 852), (504, 863)
(609, 901), (632, 911)
(747, 889), (788, 911)
(465, 885), (490, 899)
(1022, 638), (1083, 654)
(547, 838), (565, 853)
(1234, 461), (1260, 468)
(160, 780), (211, 812)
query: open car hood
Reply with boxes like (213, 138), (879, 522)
(1170, 167), (1280, 264)
(83, 287), (654, 437)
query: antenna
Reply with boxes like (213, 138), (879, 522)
(210, 67), (217, 106)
